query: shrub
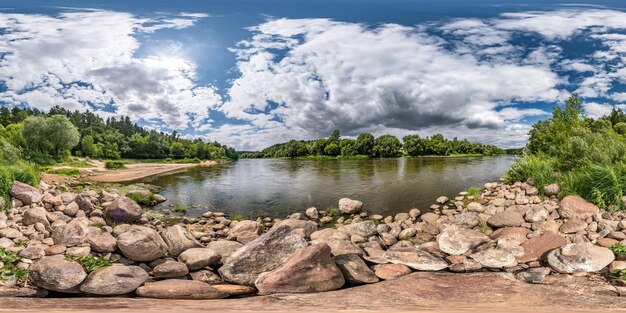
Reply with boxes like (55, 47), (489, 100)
(105, 160), (125, 169)
(610, 243), (626, 257)
(503, 155), (558, 191)
(466, 186), (481, 197)
(561, 165), (626, 210)
(0, 161), (40, 210)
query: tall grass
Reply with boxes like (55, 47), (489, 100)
(0, 162), (40, 210)
(503, 155), (558, 191)
(561, 164), (626, 211)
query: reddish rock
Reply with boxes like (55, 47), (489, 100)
(517, 231), (567, 263)
(558, 196), (599, 220)
(373, 264), (412, 280)
(136, 280), (227, 299)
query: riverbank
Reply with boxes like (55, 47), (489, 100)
(1, 178), (626, 306)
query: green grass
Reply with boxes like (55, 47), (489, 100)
(561, 164), (626, 211)
(230, 214), (243, 221)
(46, 168), (80, 176)
(64, 255), (112, 273)
(611, 243), (626, 257)
(0, 248), (30, 282)
(0, 161), (40, 210)
(171, 204), (188, 214)
(466, 186), (481, 197)
(503, 155), (558, 191)
(478, 220), (488, 233)
(58, 158), (94, 168)
(611, 268), (626, 281)
(105, 160), (126, 169)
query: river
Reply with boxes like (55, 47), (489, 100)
(145, 156), (515, 217)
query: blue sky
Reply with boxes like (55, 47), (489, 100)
(1, 0), (626, 150)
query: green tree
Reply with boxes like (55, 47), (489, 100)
(403, 134), (426, 156)
(614, 122), (626, 135)
(372, 134), (401, 157)
(329, 129), (340, 143)
(324, 143), (341, 156)
(23, 115), (79, 161)
(355, 133), (374, 156)
(81, 135), (96, 157)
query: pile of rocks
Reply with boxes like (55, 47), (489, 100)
(0, 179), (624, 298)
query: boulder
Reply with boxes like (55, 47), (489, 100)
(373, 264), (412, 280)
(437, 225), (491, 255)
(559, 219), (587, 234)
(228, 220), (263, 243)
(74, 192), (95, 213)
(23, 207), (49, 227)
(104, 197), (142, 223)
(136, 280), (227, 300)
(544, 184), (560, 196)
(524, 207), (548, 223)
(381, 247), (448, 271)
(305, 207), (318, 220)
(547, 242), (615, 273)
(19, 245), (46, 259)
(30, 255), (86, 293)
(487, 207), (524, 227)
(470, 248), (516, 268)
(219, 225), (308, 286)
(310, 228), (350, 241)
(254, 243), (345, 294)
(311, 238), (363, 256)
(339, 198), (363, 214)
(335, 253), (379, 284)
(205, 240), (244, 263)
(178, 248), (220, 271)
(558, 196), (599, 220)
(453, 212), (480, 228)
(117, 226), (167, 262)
(87, 232), (117, 253)
(51, 218), (90, 246)
(273, 218), (318, 238)
(516, 231), (566, 263)
(152, 261), (189, 278)
(10, 181), (41, 205)
(338, 221), (377, 238)
(160, 225), (202, 257)
(80, 265), (148, 295)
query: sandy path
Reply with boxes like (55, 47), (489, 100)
(80, 160), (218, 183)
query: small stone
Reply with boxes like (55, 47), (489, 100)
(334, 253), (379, 284)
(373, 264), (412, 280)
(178, 248), (220, 271)
(559, 219), (588, 234)
(152, 261), (189, 278)
(339, 198), (363, 214)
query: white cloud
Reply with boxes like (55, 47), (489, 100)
(0, 10), (218, 130)
(583, 102), (626, 118)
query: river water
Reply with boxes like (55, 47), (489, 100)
(145, 156), (515, 217)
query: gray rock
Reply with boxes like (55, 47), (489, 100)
(23, 207), (49, 227)
(160, 225), (202, 257)
(558, 196), (600, 220)
(30, 255), (86, 293)
(117, 226), (167, 262)
(547, 243), (615, 273)
(205, 240), (244, 263)
(487, 207), (525, 227)
(51, 218), (90, 246)
(470, 248), (516, 268)
(338, 221), (377, 238)
(437, 225), (491, 255)
(80, 265), (148, 295)
(273, 218), (318, 238)
(454, 212), (480, 228)
(525, 207), (548, 223)
(254, 243), (345, 294)
(152, 260), (189, 278)
(86, 232), (117, 253)
(136, 280), (228, 300)
(339, 198), (363, 214)
(178, 248), (220, 271)
(310, 228), (350, 241)
(190, 270), (223, 284)
(74, 192), (95, 213)
(335, 253), (379, 284)
(219, 225), (308, 286)
(382, 247), (448, 271)
(311, 238), (363, 256)
(10, 181), (42, 205)
(104, 197), (142, 223)
(544, 184), (560, 197)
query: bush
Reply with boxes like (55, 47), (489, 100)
(105, 160), (125, 169)
(503, 156), (557, 191)
(561, 164), (626, 210)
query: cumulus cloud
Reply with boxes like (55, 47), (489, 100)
(0, 10), (218, 130)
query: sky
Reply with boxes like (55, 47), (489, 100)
(1, 0), (626, 150)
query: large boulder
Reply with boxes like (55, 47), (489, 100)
(339, 198), (363, 214)
(205, 240), (243, 263)
(10, 181), (41, 205)
(23, 207), (49, 227)
(335, 253), (379, 284)
(104, 197), (142, 223)
(219, 225), (308, 286)
(254, 243), (345, 294)
(437, 225), (491, 255)
(51, 218), (91, 246)
(558, 196), (599, 220)
(178, 248), (220, 271)
(547, 243), (614, 273)
(136, 280), (228, 300)
(381, 247), (448, 271)
(117, 226), (167, 262)
(160, 225), (202, 257)
(516, 231), (566, 263)
(338, 221), (377, 238)
(487, 207), (525, 228)
(80, 265), (148, 295)
(30, 255), (86, 293)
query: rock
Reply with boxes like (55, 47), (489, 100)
(80, 265), (148, 295)
(548, 243), (615, 273)
(254, 243), (345, 294)
(305, 207), (318, 220)
(436, 196), (449, 204)
(470, 248), (516, 268)
(66, 246), (91, 257)
(205, 240), (244, 263)
(338, 221), (377, 238)
(10, 181), (42, 205)
(45, 244), (66, 255)
(178, 248), (220, 271)
(311, 238), (363, 256)
(19, 245), (45, 259)
(117, 226), (168, 262)
(87, 232), (117, 253)
(453, 212), (480, 228)
(517, 231), (567, 263)
(335, 253), (379, 284)
(104, 197), (143, 223)
(339, 198), (363, 214)
(437, 225), (491, 255)
(211, 284), (257, 296)
(310, 228), (350, 241)
(30, 255), (86, 293)
(228, 220), (263, 243)
(560, 219), (588, 234)
(487, 207), (525, 227)
(136, 280), (227, 300)
(190, 270), (223, 284)
(516, 267), (551, 284)
(382, 247), (448, 271)
(467, 202), (484, 212)
(525, 207), (548, 223)
(597, 237), (619, 248)
(152, 261), (189, 278)
(544, 184), (560, 196)
(273, 218), (318, 238)
(0, 228), (21, 239)
(160, 225), (202, 257)
(51, 218), (90, 246)
(23, 207), (49, 227)
(373, 264), (412, 280)
(558, 196), (599, 220)
(219, 225), (308, 286)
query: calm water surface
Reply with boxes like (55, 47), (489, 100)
(144, 156), (515, 217)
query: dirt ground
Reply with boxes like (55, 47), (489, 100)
(3, 272), (626, 313)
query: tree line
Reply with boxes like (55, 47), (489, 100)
(239, 130), (505, 159)
(0, 106), (238, 164)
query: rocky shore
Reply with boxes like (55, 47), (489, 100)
(1, 179), (625, 299)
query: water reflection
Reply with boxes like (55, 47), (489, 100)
(144, 156), (515, 217)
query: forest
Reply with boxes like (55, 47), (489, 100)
(240, 130), (505, 159)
